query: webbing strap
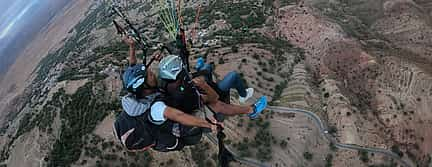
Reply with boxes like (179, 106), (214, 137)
(205, 106), (232, 167)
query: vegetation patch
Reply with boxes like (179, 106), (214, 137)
(36, 5), (107, 83)
(358, 150), (369, 163)
(271, 80), (288, 103)
(303, 151), (313, 161)
(233, 116), (275, 162)
(47, 82), (118, 166)
(191, 142), (215, 167)
(325, 154), (333, 167)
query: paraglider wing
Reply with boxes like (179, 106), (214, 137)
(157, 0), (180, 39)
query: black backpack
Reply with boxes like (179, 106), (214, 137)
(114, 111), (162, 151)
(114, 107), (204, 152)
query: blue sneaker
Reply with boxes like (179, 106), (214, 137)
(195, 57), (205, 70)
(249, 96), (267, 119)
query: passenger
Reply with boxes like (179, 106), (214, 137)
(113, 36), (267, 152)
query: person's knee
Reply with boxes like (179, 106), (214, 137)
(226, 71), (240, 79)
(201, 64), (212, 72)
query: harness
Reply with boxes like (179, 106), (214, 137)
(158, 70), (201, 113)
(115, 93), (204, 152)
(176, 36), (233, 167)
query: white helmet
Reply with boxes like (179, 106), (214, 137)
(159, 55), (184, 80)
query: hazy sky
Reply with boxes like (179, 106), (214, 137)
(0, 0), (69, 75)
(0, 0), (39, 40)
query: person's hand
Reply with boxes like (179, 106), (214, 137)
(153, 50), (163, 61)
(192, 77), (206, 87)
(194, 76), (219, 103)
(210, 124), (218, 133)
(123, 36), (135, 47)
(208, 116), (224, 133)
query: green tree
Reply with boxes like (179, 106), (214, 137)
(325, 154), (333, 167)
(358, 150), (369, 163)
(303, 152), (313, 161)
(391, 145), (404, 157)
(231, 45), (239, 53)
(218, 57), (225, 64)
(280, 140), (288, 149)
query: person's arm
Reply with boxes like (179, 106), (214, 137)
(150, 101), (221, 132)
(193, 77), (219, 104)
(123, 36), (137, 65)
(163, 106), (217, 131)
(121, 95), (150, 117)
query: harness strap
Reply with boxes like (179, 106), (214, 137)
(205, 106), (233, 167)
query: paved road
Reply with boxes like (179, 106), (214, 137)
(205, 106), (415, 167)
(268, 106), (415, 167)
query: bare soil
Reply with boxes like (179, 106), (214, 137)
(0, 0), (93, 126)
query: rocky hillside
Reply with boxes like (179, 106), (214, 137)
(277, 0), (432, 166)
(0, 0), (431, 167)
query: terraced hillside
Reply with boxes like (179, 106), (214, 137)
(277, 0), (432, 166)
(0, 0), (316, 166)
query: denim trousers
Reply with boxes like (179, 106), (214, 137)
(198, 64), (247, 97)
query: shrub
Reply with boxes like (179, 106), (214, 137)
(231, 45), (239, 53)
(167, 159), (174, 165)
(303, 152), (313, 161)
(218, 57), (225, 64)
(391, 145), (404, 157)
(229, 14), (243, 29)
(328, 126), (337, 134)
(329, 142), (338, 151)
(191, 142), (210, 167)
(358, 150), (369, 163)
(272, 80), (288, 102)
(236, 140), (252, 157)
(103, 154), (118, 161)
(257, 147), (272, 161)
(325, 154), (333, 167)
(280, 140), (288, 149)
(237, 118), (244, 127)
(252, 54), (260, 60)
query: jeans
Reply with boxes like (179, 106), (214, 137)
(198, 64), (247, 97)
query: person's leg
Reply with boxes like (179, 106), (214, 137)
(217, 71), (247, 97)
(197, 80), (267, 118)
(199, 63), (212, 72)
(207, 100), (252, 116)
(207, 96), (268, 119)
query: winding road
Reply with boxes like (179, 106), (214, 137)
(205, 106), (415, 167)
